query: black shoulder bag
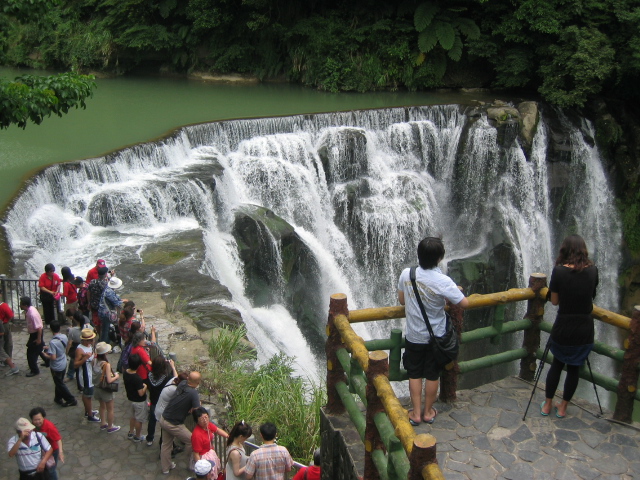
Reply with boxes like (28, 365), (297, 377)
(409, 266), (459, 367)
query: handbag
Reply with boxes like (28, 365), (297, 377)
(35, 432), (56, 469)
(409, 266), (459, 367)
(99, 362), (119, 392)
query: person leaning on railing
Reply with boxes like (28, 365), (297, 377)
(541, 235), (599, 419)
(397, 236), (469, 426)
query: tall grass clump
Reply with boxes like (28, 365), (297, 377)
(205, 328), (325, 463)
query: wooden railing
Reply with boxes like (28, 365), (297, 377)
(325, 273), (640, 480)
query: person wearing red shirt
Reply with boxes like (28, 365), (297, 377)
(292, 449), (321, 480)
(191, 406), (229, 477)
(0, 295), (19, 375)
(86, 259), (107, 284)
(129, 332), (152, 380)
(39, 263), (62, 325)
(60, 267), (78, 314)
(30, 407), (63, 480)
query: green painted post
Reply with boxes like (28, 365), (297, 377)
(335, 381), (366, 439)
(349, 355), (361, 394)
(389, 329), (402, 381)
(490, 305), (505, 345)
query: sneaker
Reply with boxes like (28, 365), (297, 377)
(5, 367), (20, 376)
(113, 346), (121, 353)
(54, 398), (65, 406)
(84, 410), (99, 417)
(146, 439), (154, 446)
(162, 462), (176, 474)
(127, 432), (135, 439)
(131, 435), (145, 443)
(100, 424), (108, 431)
(87, 416), (101, 423)
(107, 426), (121, 433)
(63, 400), (78, 407)
(25, 371), (39, 377)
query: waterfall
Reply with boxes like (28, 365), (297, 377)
(3, 105), (622, 387)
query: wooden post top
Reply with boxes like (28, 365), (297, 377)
(530, 273), (547, 278)
(369, 350), (389, 362)
(331, 293), (347, 300)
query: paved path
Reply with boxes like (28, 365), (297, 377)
(1, 298), (211, 480)
(409, 376), (640, 479)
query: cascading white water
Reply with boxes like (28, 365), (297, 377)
(3, 105), (622, 388)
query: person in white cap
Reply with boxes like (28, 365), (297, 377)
(7, 417), (53, 479)
(187, 459), (214, 480)
(96, 272), (123, 344)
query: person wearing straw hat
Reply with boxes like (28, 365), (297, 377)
(94, 341), (121, 433)
(7, 417), (53, 480)
(74, 328), (100, 422)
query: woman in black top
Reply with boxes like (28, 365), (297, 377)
(541, 235), (599, 418)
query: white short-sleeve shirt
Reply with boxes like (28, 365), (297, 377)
(398, 266), (464, 344)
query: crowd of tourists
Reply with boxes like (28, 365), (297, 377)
(5, 231), (597, 479)
(3, 259), (319, 480)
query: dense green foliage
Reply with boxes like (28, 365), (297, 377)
(204, 326), (324, 463)
(0, 73), (95, 129)
(1, 0), (96, 128)
(1, 0), (638, 107)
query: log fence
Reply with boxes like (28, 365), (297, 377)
(326, 274), (640, 480)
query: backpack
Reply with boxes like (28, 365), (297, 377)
(88, 279), (105, 311)
(116, 342), (133, 373)
(77, 285), (89, 312)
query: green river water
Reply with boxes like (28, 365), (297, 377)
(0, 67), (493, 213)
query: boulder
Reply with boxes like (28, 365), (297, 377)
(517, 102), (539, 151)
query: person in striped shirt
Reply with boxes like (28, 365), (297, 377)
(245, 423), (293, 480)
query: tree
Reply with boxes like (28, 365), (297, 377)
(1, 0), (97, 129)
(0, 73), (96, 129)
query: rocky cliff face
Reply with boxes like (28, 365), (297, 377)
(588, 99), (640, 316)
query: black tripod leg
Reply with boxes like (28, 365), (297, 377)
(523, 339), (551, 421)
(586, 356), (604, 415)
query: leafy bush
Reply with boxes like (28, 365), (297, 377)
(205, 327), (325, 463)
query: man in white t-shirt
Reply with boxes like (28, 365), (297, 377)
(397, 237), (468, 425)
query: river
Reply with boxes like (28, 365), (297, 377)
(0, 67), (494, 213)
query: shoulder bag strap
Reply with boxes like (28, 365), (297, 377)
(409, 266), (438, 343)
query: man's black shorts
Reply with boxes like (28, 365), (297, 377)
(403, 339), (442, 381)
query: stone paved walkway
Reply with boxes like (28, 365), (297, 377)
(409, 376), (640, 479)
(1, 293), (213, 480)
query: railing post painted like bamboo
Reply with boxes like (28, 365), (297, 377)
(614, 305), (640, 423)
(439, 298), (464, 403)
(519, 273), (547, 381)
(364, 351), (388, 480)
(326, 293), (349, 414)
(408, 434), (443, 480)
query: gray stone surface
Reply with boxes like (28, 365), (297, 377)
(407, 376), (640, 480)
(1, 310), (212, 480)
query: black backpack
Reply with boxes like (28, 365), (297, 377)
(88, 279), (105, 310)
